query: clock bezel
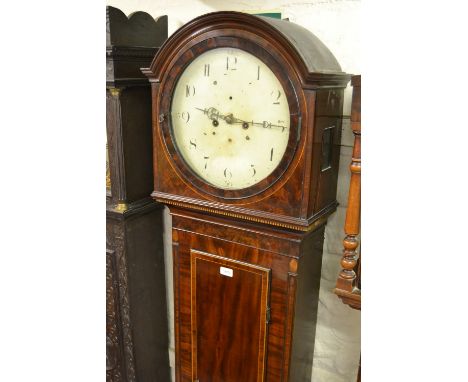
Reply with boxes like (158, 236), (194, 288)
(159, 36), (301, 200)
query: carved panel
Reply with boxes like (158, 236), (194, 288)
(106, 248), (123, 382)
(108, 218), (137, 382)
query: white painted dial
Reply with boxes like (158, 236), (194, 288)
(171, 47), (290, 190)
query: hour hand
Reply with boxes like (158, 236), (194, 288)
(196, 107), (225, 126)
(195, 107), (220, 120)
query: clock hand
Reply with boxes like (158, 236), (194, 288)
(195, 107), (221, 120)
(255, 120), (288, 131)
(195, 107), (286, 131)
(231, 119), (287, 132)
(195, 107), (238, 125)
(195, 107), (225, 126)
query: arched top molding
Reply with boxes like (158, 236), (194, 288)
(142, 11), (349, 89)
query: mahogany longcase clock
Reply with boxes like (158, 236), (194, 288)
(143, 11), (350, 382)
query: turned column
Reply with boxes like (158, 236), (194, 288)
(335, 75), (361, 308)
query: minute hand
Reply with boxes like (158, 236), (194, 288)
(232, 119), (287, 131)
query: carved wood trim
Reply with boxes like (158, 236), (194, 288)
(106, 249), (124, 382)
(116, 241), (137, 382)
(107, 219), (137, 382)
(153, 192), (334, 232)
(334, 75), (361, 310)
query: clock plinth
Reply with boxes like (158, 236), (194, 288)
(143, 11), (350, 381)
(170, 207), (326, 381)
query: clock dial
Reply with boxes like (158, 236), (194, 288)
(170, 47), (290, 190)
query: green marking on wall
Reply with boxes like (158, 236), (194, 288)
(253, 12), (282, 19)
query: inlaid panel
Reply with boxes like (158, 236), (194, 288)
(191, 250), (270, 382)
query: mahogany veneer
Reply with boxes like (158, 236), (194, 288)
(143, 11), (351, 381)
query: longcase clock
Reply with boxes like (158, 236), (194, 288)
(143, 11), (350, 381)
(106, 7), (170, 382)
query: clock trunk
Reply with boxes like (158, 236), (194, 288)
(171, 207), (325, 382)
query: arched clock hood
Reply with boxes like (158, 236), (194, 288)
(257, 15), (343, 74)
(142, 11), (348, 89)
(143, 10), (350, 231)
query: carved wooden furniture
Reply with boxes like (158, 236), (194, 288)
(106, 7), (170, 382)
(334, 75), (361, 309)
(334, 75), (361, 382)
(143, 11), (350, 381)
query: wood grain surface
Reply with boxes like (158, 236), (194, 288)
(143, 11), (351, 381)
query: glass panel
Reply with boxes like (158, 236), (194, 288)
(321, 126), (334, 171)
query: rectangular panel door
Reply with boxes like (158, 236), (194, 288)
(190, 250), (271, 382)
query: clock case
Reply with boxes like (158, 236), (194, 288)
(106, 7), (170, 382)
(143, 11), (350, 232)
(143, 11), (351, 382)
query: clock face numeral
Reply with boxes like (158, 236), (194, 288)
(226, 56), (238, 71)
(278, 120), (286, 132)
(272, 90), (281, 104)
(185, 85), (195, 97)
(176, 111), (190, 123)
(251, 164), (256, 177)
(171, 47), (290, 190)
(224, 168), (233, 179)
